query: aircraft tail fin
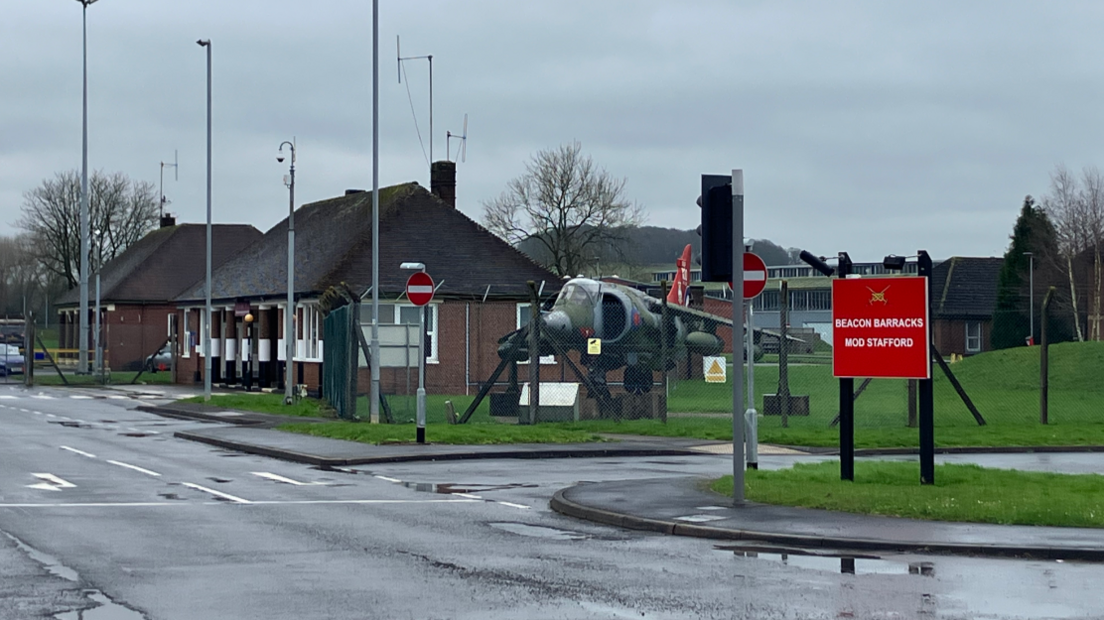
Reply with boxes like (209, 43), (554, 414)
(665, 244), (693, 306)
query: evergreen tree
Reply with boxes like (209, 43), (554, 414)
(991, 196), (1061, 349)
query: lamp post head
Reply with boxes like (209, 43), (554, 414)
(278, 140), (295, 164)
(196, 39), (210, 47)
(400, 262), (426, 271)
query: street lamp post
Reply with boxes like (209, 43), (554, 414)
(277, 141), (296, 405)
(1025, 251), (1035, 344)
(370, 0), (381, 423)
(77, 0), (101, 374)
(400, 262), (428, 443)
(197, 39), (212, 401)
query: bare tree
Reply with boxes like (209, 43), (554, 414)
(18, 170), (159, 289)
(482, 142), (645, 277)
(1081, 167), (1104, 340)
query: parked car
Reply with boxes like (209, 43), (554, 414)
(146, 344), (172, 372)
(0, 344), (24, 376)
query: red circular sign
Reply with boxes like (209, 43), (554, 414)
(731, 252), (768, 299)
(406, 271), (434, 306)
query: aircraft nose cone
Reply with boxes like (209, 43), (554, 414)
(542, 310), (572, 336)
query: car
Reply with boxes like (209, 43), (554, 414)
(145, 344), (172, 372)
(0, 344), (25, 376)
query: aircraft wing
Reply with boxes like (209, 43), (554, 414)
(663, 303), (806, 343)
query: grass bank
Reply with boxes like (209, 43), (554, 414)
(177, 393), (334, 418)
(711, 461), (1104, 528)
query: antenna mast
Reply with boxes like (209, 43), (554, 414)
(397, 35), (434, 175)
(446, 113), (468, 163)
(159, 149), (178, 219)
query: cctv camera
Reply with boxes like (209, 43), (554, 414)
(276, 154), (285, 163)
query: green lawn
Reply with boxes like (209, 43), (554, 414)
(711, 461), (1104, 528)
(177, 393), (335, 418)
(278, 421), (605, 446)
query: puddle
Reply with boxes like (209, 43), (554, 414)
(488, 522), (589, 540)
(157, 493), (183, 500)
(401, 482), (537, 495)
(54, 590), (146, 620)
(3, 533), (79, 582)
(716, 544), (934, 577)
(207, 477), (232, 484)
(118, 433), (149, 438)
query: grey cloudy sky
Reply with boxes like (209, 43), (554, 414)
(5, 1), (1104, 264)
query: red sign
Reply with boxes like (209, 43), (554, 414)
(742, 252), (767, 299)
(832, 276), (930, 379)
(406, 271), (434, 306)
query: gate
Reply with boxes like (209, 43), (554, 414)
(322, 303), (358, 419)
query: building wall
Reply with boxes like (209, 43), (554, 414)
(932, 318), (992, 357)
(55, 304), (174, 371)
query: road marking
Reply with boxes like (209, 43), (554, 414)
(69, 395), (93, 399)
(31, 395), (54, 399)
(182, 482), (251, 504)
(107, 395), (127, 400)
(44, 413), (55, 418)
(0, 395), (16, 399)
(27, 473), (76, 491)
(251, 472), (327, 486)
(107, 460), (161, 477)
(454, 493), (483, 500)
(496, 501), (530, 510)
(60, 446), (96, 459)
(0, 499), (480, 508)
(32, 412), (42, 416)
(374, 475), (402, 483)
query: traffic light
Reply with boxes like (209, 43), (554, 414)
(698, 174), (732, 282)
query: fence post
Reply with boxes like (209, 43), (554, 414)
(660, 280), (669, 425)
(526, 280), (539, 425)
(24, 312), (34, 387)
(1040, 287), (1054, 425)
(907, 379), (917, 428)
(778, 280), (790, 428)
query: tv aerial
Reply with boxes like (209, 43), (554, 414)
(397, 35), (434, 170)
(159, 149), (178, 219)
(447, 114), (468, 163)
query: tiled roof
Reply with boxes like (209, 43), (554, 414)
(930, 257), (1004, 319)
(56, 224), (263, 306)
(175, 183), (562, 303)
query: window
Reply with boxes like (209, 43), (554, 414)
(517, 303), (555, 364)
(363, 302), (439, 363)
(298, 304), (323, 361)
(966, 321), (982, 353)
(180, 310), (190, 358)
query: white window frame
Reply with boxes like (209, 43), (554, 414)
(298, 303), (323, 362)
(965, 321), (982, 353)
(516, 303), (555, 364)
(180, 309), (190, 358)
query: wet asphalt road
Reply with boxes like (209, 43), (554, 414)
(1, 385), (1103, 619)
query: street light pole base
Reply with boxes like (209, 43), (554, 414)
(416, 427), (425, 444)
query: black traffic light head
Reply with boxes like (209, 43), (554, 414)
(698, 174), (732, 282)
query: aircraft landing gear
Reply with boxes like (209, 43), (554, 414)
(624, 365), (653, 395)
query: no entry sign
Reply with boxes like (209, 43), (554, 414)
(742, 252), (767, 300)
(832, 276), (929, 379)
(406, 271), (434, 306)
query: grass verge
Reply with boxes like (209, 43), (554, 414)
(711, 461), (1104, 528)
(177, 393), (334, 418)
(278, 421), (606, 446)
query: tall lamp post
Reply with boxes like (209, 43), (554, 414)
(197, 38), (212, 401)
(277, 141), (296, 405)
(1025, 251), (1035, 344)
(77, 0), (101, 374)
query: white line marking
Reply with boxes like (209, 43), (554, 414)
(0, 395), (16, 399)
(32, 395), (55, 399)
(107, 460), (161, 477)
(497, 501), (530, 510)
(69, 395), (93, 399)
(107, 395), (127, 400)
(181, 482), (251, 504)
(252, 472), (315, 486)
(0, 499), (480, 508)
(60, 446), (96, 458)
(374, 475), (402, 483)
(27, 473), (76, 491)
(44, 413), (55, 418)
(20, 409), (30, 413)
(454, 493), (483, 500)
(59, 417), (72, 421)
(32, 412), (42, 416)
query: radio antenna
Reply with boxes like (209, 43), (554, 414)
(447, 114), (468, 163)
(159, 149), (178, 219)
(397, 35), (434, 174)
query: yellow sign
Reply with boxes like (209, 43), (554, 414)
(704, 356), (726, 383)
(587, 338), (602, 355)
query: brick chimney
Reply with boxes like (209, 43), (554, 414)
(430, 160), (456, 207)
(160, 214), (176, 228)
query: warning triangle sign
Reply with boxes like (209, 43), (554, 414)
(704, 357), (726, 383)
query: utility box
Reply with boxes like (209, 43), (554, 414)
(519, 383), (580, 423)
(762, 394), (810, 416)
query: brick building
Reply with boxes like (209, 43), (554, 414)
(54, 220), (262, 371)
(171, 162), (568, 396)
(929, 257), (1003, 356)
